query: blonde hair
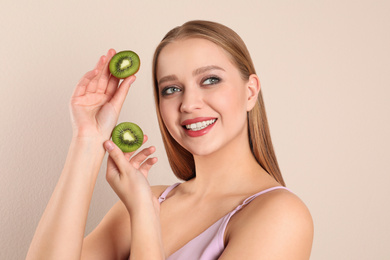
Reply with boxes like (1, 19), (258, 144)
(152, 20), (285, 186)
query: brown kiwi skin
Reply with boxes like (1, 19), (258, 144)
(111, 122), (144, 153)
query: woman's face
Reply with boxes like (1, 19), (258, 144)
(156, 38), (254, 157)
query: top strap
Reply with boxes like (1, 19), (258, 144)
(214, 186), (292, 250)
(158, 182), (181, 203)
(234, 186), (291, 211)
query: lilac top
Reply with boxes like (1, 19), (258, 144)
(158, 183), (290, 260)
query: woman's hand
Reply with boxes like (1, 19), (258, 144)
(104, 138), (165, 260)
(104, 136), (159, 214)
(70, 49), (136, 140)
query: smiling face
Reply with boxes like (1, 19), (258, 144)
(156, 38), (256, 157)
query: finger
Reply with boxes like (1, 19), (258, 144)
(86, 55), (107, 93)
(106, 154), (117, 172)
(72, 69), (98, 97)
(124, 135), (148, 161)
(104, 140), (131, 174)
(122, 135), (149, 161)
(77, 69), (99, 87)
(105, 74), (120, 98)
(109, 75), (136, 112)
(130, 146), (156, 169)
(123, 150), (137, 161)
(97, 49), (116, 94)
(122, 135), (149, 160)
(106, 155), (120, 181)
(139, 157), (158, 178)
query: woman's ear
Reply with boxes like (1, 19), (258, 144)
(246, 74), (261, 111)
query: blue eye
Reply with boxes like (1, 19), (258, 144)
(203, 77), (220, 85)
(162, 86), (181, 96)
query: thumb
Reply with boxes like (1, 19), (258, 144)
(104, 140), (129, 174)
(110, 75), (136, 113)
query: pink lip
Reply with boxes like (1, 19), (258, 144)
(181, 117), (217, 138)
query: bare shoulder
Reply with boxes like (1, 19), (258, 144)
(221, 188), (314, 260)
(244, 188), (313, 226)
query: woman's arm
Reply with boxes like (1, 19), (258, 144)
(26, 137), (106, 259)
(219, 190), (314, 260)
(81, 200), (132, 259)
(80, 185), (169, 260)
(26, 49), (135, 260)
(104, 140), (164, 260)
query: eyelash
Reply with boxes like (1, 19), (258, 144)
(161, 86), (181, 96)
(160, 76), (221, 96)
(202, 76), (221, 85)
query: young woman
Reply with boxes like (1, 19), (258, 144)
(27, 20), (313, 260)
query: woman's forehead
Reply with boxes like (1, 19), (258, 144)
(156, 38), (235, 79)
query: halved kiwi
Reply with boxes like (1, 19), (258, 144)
(109, 50), (140, 79)
(111, 122), (144, 152)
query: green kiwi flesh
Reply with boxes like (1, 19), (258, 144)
(111, 122), (144, 152)
(109, 50), (140, 79)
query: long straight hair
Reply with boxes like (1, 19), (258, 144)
(152, 20), (285, 186)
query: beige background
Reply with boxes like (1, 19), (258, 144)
(1, 0), (389, 259)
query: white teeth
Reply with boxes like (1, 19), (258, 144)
(186, 119), (216, 131)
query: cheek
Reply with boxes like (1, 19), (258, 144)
(214, 86), (247, 114)
(211, 86), (248, 132)
(159, 101), (177, 133)
(159, 101), (169, 124)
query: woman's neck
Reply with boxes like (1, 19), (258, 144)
(187, 136), (271, 198)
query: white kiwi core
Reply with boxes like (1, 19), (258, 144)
(123, 131), (135, 142)
(120, 59), (131, 69)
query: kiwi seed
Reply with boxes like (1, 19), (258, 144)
(109, 50), (140, 79)
(111, 122), (144, 152)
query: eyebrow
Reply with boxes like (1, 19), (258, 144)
(192, 65), (225, 76)
(158, 65), (225, 86)
(158, 75), (178, 86)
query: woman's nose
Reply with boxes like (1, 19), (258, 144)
(180, 87), (203, 113)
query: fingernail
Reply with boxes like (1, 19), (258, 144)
(104, 141), (114, 151)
